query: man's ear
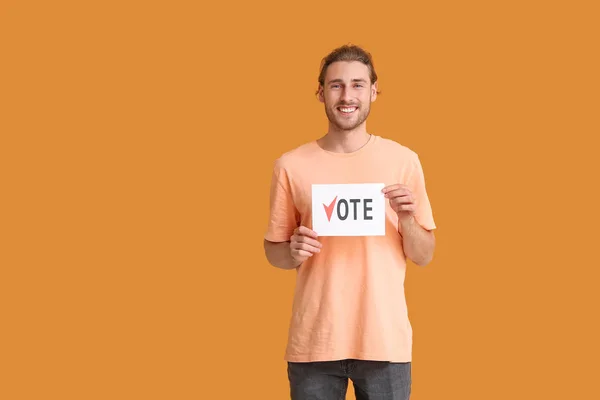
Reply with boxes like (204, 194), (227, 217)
(371, 82), (378, 102)
(317, 85), (325, 103)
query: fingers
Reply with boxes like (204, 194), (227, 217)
(389, 193), (417, 214)
(291, 227), (322, 252)
(390, 194), (414, 205)
(291, 234), (322, 249)
(382, 185), (417, 214)
(393, 203), (416, 213)
(290, 241), (321, 254)
(291, 227), (321, 248)
(295, 225), (319, 239)
(293, 249), (313, 259)
(290, 226), (322, 263)
(384, 188), (411, 199)
(382, 184), (408, 194)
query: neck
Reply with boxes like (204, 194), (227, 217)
(318, 123), (371, 153)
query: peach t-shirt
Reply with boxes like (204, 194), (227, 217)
(264, 134), (436, 363)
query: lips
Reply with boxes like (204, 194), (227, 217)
(337, 105), (358, 114)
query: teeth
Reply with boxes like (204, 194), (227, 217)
(339, 107), (356, 113)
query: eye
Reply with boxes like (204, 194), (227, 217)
(355, 84), (363, 88)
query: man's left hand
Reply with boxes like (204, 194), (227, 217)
(382, 184), (416, 221)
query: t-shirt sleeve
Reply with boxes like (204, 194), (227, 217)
(264, 160), (299, 242)
(408, 154), (436, 230)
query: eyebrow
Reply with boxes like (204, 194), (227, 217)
(327, 78), (368, 84)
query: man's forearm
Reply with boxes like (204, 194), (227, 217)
(264, 240), (301, 270)
(398, 216), (435, 266)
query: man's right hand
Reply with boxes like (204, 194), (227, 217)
(290, 226), (322, 264)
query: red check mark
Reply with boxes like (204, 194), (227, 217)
(323, 196), (337, 221)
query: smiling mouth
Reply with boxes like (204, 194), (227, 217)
(337, 106), (358, 114)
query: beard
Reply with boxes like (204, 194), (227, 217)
(324, 98), (371, 131)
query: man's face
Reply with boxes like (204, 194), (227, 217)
(318, 61), (378, 131)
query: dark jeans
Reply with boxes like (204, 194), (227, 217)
(287, 359), (411, 400)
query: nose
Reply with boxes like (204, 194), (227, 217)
(340, 87), (352, 103)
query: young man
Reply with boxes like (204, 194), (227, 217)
(263, 44), (436, 400)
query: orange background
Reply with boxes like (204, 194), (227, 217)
(1, 0), (599, 399)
